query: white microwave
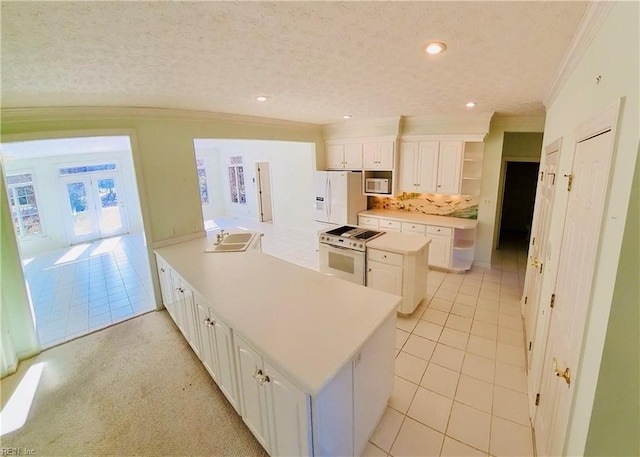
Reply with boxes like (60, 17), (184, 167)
(365, 178), (390, 194)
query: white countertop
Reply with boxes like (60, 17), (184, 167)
(359, 209), (478, 229)
(155, 234), (400, 396)
(367, 232), (431, 255)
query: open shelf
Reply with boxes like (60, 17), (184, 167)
(453, 239), (475, 250)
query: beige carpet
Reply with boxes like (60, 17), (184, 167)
(1, 311), (269, 457)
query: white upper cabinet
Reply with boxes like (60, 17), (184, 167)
(399, 140), (438, 193)
(436, 141), (464, 194)
(363, 141), (395, 169)
(399, 139), (464, 194)
(326, 143), (363, 170)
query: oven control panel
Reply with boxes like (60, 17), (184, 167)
(320, 235), (365, 251)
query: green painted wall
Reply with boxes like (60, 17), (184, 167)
(475, 115), (545, 266)
(502, 132), (544, 159)
(584, 147), (640, 457)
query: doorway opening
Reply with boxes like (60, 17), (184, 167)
(498, 161), (540, 248)
(1, 135), (154, 349)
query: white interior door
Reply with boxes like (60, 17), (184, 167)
(534, 128), (615, 456)
(62, 171), (128, 244)
(524, 144), (560, 358)
(256, 162), (273, 223)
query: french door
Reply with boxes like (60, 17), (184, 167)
(62, 172), (128, 244)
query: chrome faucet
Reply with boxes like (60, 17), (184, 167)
(215, 229), (228, 245)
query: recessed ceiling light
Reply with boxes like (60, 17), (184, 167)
(466, 101), (476, 108)
(256, 96), (268, 102)
(343, 114), (352, 119)
(424, 41), (447, 55)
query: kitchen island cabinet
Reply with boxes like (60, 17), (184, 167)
(366, 233), (430, 315)
(155, 233), (398, 456)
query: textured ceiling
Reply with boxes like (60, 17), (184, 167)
(1, 1), (588, 125)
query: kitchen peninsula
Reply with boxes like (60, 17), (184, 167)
(155, 232), (399, 456)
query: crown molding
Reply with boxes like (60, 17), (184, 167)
(0, 106), (321, 131)
(543, 1), (615, 109)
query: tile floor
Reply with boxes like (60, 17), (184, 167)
(364, 242), (531, 457)
(23, 232), (156, 348)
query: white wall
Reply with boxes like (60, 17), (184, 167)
(534, 2), (639, 454)
(4, 149), (143, 257)
(194, 139), (316, 230)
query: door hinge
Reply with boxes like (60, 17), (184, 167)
(529, 341), (532, 351)
(565, 174), (573, 191)
(550, 293), (556, 308)
(539, 171), (544, 181)
(532, 236), (535, 246)
(535, 393), (540, 406)
(524, 296), (528, 304)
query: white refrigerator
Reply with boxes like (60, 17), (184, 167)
(314, 171), (367, 225)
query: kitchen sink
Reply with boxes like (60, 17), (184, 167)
(223, 233), (253, 243)
(209, 242), (249, 252)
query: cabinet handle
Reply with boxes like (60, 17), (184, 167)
(383, 254), (387, 259)
(203, 317), (210, 325)
(160, 268), (165, 272)
(253, 368), (263, 379)
(259, 375), (271, 386)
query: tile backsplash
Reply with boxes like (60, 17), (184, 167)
(371, 193), (478, 219)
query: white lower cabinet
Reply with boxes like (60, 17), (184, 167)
(426, 225), (453, 269)
(367, 247), (428, 315)
(235, 334), (311, 456)
(195, 295), (240, 412)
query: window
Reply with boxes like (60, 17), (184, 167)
(7, 173), (42, 237)
(196, 158), (209, 204)
(227, 156), (246, 204)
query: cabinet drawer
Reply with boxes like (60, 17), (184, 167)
(401, 222), (426, 234)
(367, 249), (403, 267)
(359, 216), (379, 228)
(378, 219), (402, 232)
(426, 225), (453, 237)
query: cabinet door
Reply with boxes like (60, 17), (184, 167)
(344, 143), (363, 169)
(235, 336), (270, 452)
(214, 317), (240, 412)
(362, 143), (378, 169)
(437, 141), (463, 194)
(264, 360), (311, 457)
(171, 275), (187, 334)
(417, 141), (439, 193)
(367, 260), (402, 296)
(428, 234), (452, 268)
(196, 301), (218, 381)
(181, 284), (201, 358)
(399, 141), (418, 191)
(326, 144), (345, 169)
(377, 141), (395, 169)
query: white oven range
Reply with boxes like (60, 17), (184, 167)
(318, 225), (385, 285)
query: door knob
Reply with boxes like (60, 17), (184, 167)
(552, 357), (571, 387)
(531, 257), (539, 268)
